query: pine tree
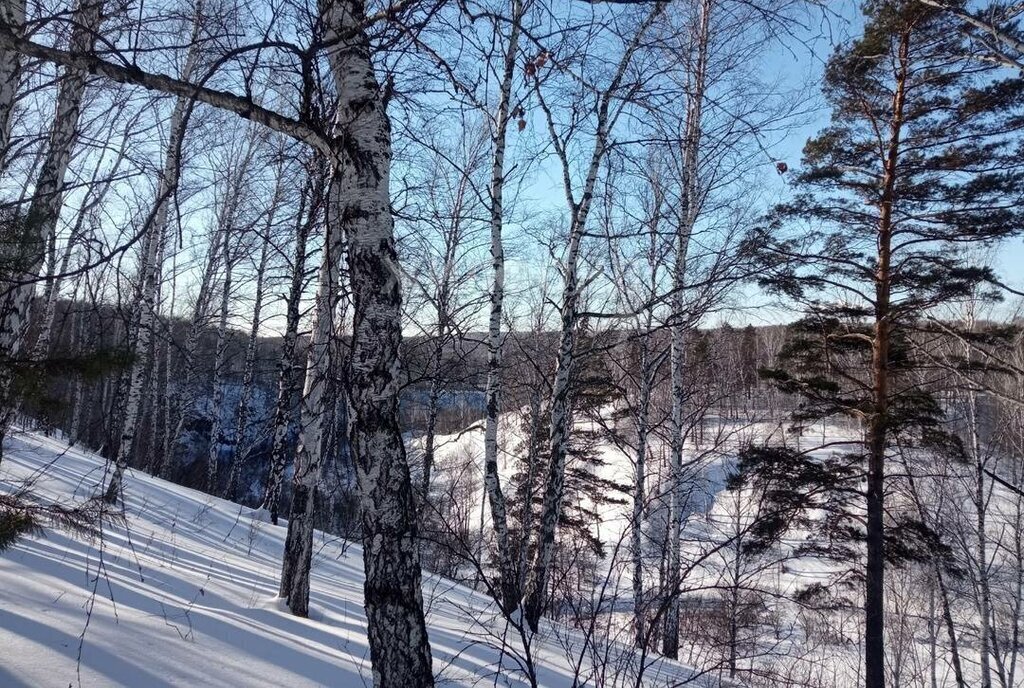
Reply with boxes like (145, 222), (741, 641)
(733, 3), (1024, 687)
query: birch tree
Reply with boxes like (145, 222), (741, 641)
(262, 156), (322, 523)
(663, 0), (711, 658)
(521, 1), (665, 631)
(481, 0), (526, 614)
(278, 171), (343, 617)
(0, 0), (24, 170)
(0, 0), (105, 461)
(106, 2), (206, 496)
(323, 0), (434, 680)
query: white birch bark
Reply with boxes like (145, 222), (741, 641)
(521, 3), (663, 630)
(0, 0), (104, 460)
(482, 0), (522, 614)
(263, 161), (319, 523)
(104, 21), (202, 500)
(322, 0), (433, 681)
(664, 0), (710, 658)
(144, 267), (168, 473)
(0, 0), (24, 171)
(154, 254), (179, 478)
(279, 173), (343, 615)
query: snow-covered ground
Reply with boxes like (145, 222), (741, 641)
(0, 431), (716, 687)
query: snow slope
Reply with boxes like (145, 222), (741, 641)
(0, 431), (715, 687)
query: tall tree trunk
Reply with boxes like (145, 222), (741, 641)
(279, 173), (343, 617)
(323, 0), (433, 682)
(480, 0), (523, 615)
(663, 0), (710, 658)
(154, 257), (179, 478)
(0, 0), (24, 172)
(0, 0), (104, 461)
(68, 300), (88, 442)
(727, 497), (744, 679)
(263, 161), (319, 523)
(967, 383), (994, 688)
(632, 352), (652, 645)
(206, 228), (234, 494)
(103, 19), (201, 499)
(421, 370), (441, 496)
(520, 201), (585, 632)
(226, 234), (271, 499)
(863, 28), (909, 688)
(521, 3), (662, 631)
(146, 297), (168, 473)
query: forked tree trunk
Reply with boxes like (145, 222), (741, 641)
(521, 4), (662, 631)
(323, 0), (433, 682)
(520, 200), (585, 632)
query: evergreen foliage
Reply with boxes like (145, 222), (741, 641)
(732, 5), (1024, 680)
(0, 489), (119, 554)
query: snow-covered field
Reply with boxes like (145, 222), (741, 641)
(0, 431), (714, 687)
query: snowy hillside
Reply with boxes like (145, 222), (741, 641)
(0, 431), (717, 687)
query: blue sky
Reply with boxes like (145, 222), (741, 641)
(502, 0), (1024, 327)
